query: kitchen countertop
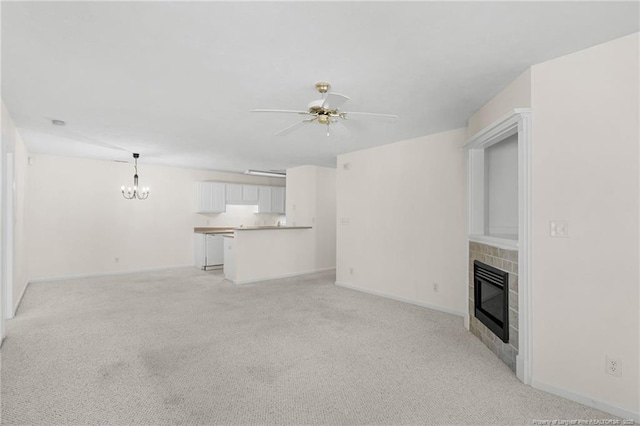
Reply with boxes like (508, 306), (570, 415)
(194, 226), (312, 234)
(193, 227), (236, 234)
(234, 226), (312, 231)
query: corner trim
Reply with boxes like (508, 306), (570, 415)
(335, 281), (465, 318)
(232, 267), (336, 285)
(463, 108), (530, 149)
(28, 264), (195, 283)
(531, 379), (639, 422)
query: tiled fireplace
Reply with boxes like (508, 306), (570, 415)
(468, 241), (519, 372)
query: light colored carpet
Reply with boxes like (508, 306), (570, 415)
(1, 268), (618, 425)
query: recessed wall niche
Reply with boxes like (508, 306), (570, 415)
(467, 126), (520, 246)
(485, 134), (518, 240)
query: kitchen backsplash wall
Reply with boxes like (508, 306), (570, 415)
(195, 204), (285, 228)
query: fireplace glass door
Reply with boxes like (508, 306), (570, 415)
(474, 261), (509, 342)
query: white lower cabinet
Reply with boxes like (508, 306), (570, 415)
(194, 234), (224, 270)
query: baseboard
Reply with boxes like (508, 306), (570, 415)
(335, 281), (465, 318)
(233, 267), (336, 285)
(531, 379), (639, 421)
(10, 280), (29, 318)
(516, 355), (526, 383)
(28, 264), (195, 284)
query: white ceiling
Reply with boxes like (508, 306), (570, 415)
(2, 2), (638, 172)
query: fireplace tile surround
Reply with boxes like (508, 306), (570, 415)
(469, 241), (519, 372)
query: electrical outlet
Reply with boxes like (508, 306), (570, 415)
(433, 282), (439, 292)
(606, 355), (622, 377)
(115, 257), (119, 263)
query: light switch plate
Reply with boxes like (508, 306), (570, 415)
(550, 221), (569, 238)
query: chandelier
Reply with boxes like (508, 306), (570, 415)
(121, 153), (149, 200)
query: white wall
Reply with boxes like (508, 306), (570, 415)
(530, 33), (639, 416)
(467, 68), (531, 137)
(286, 165), (336, 270)
(485, 133), (518, 237)
(233, 228), (315, 284)
(314, 166), (336, 269)
(336, 128), (468, 316)
(26, 154), (283, 280)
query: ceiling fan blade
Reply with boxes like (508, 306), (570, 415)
(251, 109), (310, 115)
(274, 117), (317, 136)
(341, 111), (398, 119)
(321, 92), (350, 110)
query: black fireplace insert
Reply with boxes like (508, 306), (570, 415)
(474, 260), (509, 342)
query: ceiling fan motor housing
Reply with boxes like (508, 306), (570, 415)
(315, 82), (331, 94)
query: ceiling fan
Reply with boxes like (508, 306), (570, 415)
(251, 82), (398, 136)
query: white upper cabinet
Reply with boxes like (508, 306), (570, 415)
(242, 185), (259, 203)
(226, 183), (260, 205)
(270, 186), (285, 214)
(196, 182), (226, 213)
(258, 186), (272, 213)
(197, 182), (284, 214)
(225, 183), (244, 204)
(257, 186), (285, 214)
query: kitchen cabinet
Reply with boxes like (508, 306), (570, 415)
(258, 186), (271, 213)
(197, 181), (283, 213)
(242, 185), (259, 203)
(194, 234), (225, 270)
(257, 186), (286, 214)
(225, 183), (244, 204)
(196, 182), (226, 213)
(270, 186), (285, 214)
(226, 183), (259, 204)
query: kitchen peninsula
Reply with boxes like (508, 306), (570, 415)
(194, 226), (313, 284)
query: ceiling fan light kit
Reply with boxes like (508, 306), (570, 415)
(251, 82), (397, 136)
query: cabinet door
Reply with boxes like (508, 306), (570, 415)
(270, 186), (285, 214)
(225, 183), (243, 204)
(257, 186), (271, 213)
(196, 182), (226, 213)
(242, 185), (259, 203)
